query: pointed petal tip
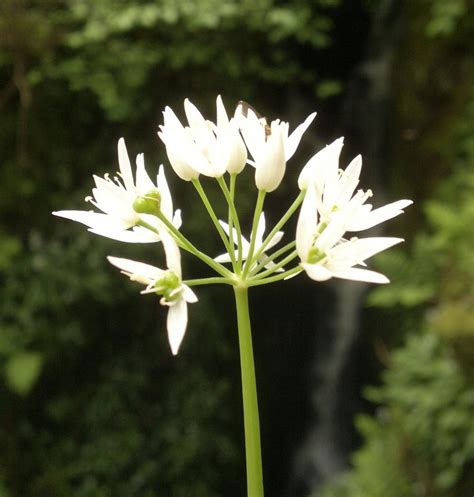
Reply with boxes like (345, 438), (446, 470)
(307, 111), (317, 123)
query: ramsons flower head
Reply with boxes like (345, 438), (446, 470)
(53, 138), (181, 243)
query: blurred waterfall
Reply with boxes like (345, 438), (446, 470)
(290, 0), (403, 494)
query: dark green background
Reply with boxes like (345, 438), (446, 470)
(0, 1), (473, 496)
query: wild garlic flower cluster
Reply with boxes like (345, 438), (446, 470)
(54, 96), (411, 354)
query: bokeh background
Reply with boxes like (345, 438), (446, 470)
(0, 0), (473, 496)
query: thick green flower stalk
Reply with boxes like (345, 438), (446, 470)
(53, 95), (412, 497)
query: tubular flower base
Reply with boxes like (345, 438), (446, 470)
(54, 95), (412, 497)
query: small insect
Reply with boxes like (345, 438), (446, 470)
(236, 100), (272, 138)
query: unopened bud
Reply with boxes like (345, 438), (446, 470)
(133, 189), (161, 216)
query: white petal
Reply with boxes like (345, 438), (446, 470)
(347, 199), (413, 231)
(218, 219), (230, 236)
(214, 252), (232, 263)
(228, 136), (248, 174)
(219, 220), (249, 250)
(296, 185), (318, 260)
(53, 210), (129, 231)
(255, 128), (286, 192)
(157, 165), (173, 220)
(182, 284), (198, 303)
(162, 106), (185, 131)
(265, 230), (284, 251)
(336, 155), (362, 206)
(89, 226), (160, 243)
(117, 138), (135, 192)
(167, 298), (188, 355)
(160, 139), (200, 181)
(92, 176), (135, 221)
(161, 230), (181, 277)
(256, 213), (266, 246)
(159, 111), (200, 181)
(285, 112), (316, 160)
(302, 262), (333, 281)
(331, 237), (403, 264)
(330, 267), (389, 284)
(172, 209), (182, 229)
(107, 256), (164, 280)
(260, 259), (285, 272)
(322, 138), (345, 209)
(135, 153), (155, 193)
(298, 137), (344, 193)
(184, 98), (207, 131)
(218, 123), (247, 175)
(315, 214), (347, 253)
(216, 95), (229, 128)
(239, 110), (266, 163)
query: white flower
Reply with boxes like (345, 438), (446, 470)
(215, 212), (284, 271)
(158, 96), (247, 179)
(107, 232), (197, 355)
(298, 137), (413, 231)
(235, 103), (316, 192)
(53, 139), (181, 242)
(296, 185), (404, 283)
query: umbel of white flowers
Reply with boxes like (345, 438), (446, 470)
(53, 95), (412, 355)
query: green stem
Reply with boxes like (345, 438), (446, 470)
(152, 214), (233, 279)
(248, 266), (302, 287)
(226, 175), (237, 270)
(183, 277), (231, 286)
(192, 179), (237, 270)
(251, 250), (299, 281)
(252, 190), (305, 262)
(218, 175), (243, 270)
(249, 240), (296, 276)
(233, 286), (264, 497)
(242, 190), (266, 277)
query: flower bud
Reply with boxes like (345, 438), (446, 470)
(133, 189), (161, 216)
(255, 127), (286, 192)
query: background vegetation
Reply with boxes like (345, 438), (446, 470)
(0, 0), (472, 496)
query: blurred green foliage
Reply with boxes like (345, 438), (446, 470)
(322, 334), (474, 497)
(320, 1), (474, 495)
